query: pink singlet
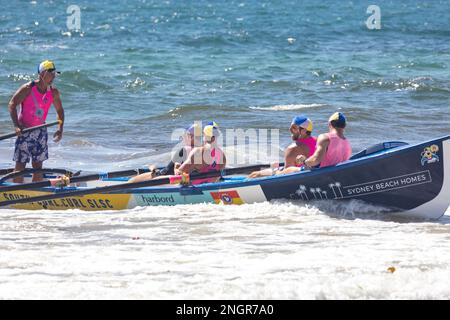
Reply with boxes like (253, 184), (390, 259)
(295, 136), (317, 167)
(191, 147), (223, 185)
(18, 81), (53, 128)
(320, 133), (352, 168)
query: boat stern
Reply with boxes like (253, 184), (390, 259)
(397, 137), (450, 220)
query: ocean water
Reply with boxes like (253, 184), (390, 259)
(0, 0), (450, 299)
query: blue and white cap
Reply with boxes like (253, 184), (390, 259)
(37, 60), (60, 74)
(291, 116), (313, 132)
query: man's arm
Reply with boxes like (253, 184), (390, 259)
(52, 88), (64, 142)
(302, 133), (330, 168)
(176, 148), (200, 175)
(284, 143), (308, 167)
(8, 83), (32, 134)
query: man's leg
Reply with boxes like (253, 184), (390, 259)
(31, 161), (44, 182)
(13, 131), (30, 184)
(13, 162), (27, 184)
(31, 128), (48, 183)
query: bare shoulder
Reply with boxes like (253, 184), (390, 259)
(317, 133), (330, 144)
(23, 81), (33, 90)
(51, 87), (60, 97)
(187, 146), (203, 159)
(11, 82), (33, 102)
(285, 142), (298, 151)
(17, 81), (33, 94)
(286, 143), (306, 155)
(191, 146), (203, 154)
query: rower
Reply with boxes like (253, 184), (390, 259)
(248, 115), (316, 178)
(157, 123), (202, 175)
(175, 122), (226, 185)
(129, 122), (226, 185)
(295, 112), (352, 170)
(128, 123), (200, 182)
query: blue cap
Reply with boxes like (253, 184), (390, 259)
(186, 123), (201, 135)
(291, 116), (313, 131)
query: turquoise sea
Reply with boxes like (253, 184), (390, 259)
(1, 0), (449, 169)
(1, 1), (450, 300)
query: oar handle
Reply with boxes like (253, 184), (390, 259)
(0, 121), (61, 141)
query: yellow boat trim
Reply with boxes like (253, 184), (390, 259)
(0, 190), (131, 211)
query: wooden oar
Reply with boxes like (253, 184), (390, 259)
(0, 121), (61, 141)
(0, 167), (152, 192)
(0, 163), (273, 207)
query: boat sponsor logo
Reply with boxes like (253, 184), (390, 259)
(140, 194), (175, 205)
(210, 190), (243, 204)
(293, 170), (433, 200)
(421, 145), (439, 165)
(1, 192), (119, 210)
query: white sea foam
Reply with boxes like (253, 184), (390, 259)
(1, 202), (450, 299)
(250, 104), (326, 111)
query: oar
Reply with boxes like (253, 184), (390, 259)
(1, 168), (70, 179)
(0, 159), (277, 192)
(0, 163), (274, 207)
(0, 120), (61, 141)
(0, 167), (153, 192)
(0, 168), (76, 184)
(0, 168), (15, 176)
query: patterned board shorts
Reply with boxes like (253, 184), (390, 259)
(13, 127), (48, 164)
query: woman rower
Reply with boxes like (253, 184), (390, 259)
(175, 122), (226, 185)
(129, 122), (226, 185)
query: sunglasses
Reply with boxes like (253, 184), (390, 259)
(46, 69), (57, 75)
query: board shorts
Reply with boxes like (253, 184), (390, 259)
(13, 127), (48, 164)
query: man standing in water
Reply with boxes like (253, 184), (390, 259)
(8, 60), (65, 183)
